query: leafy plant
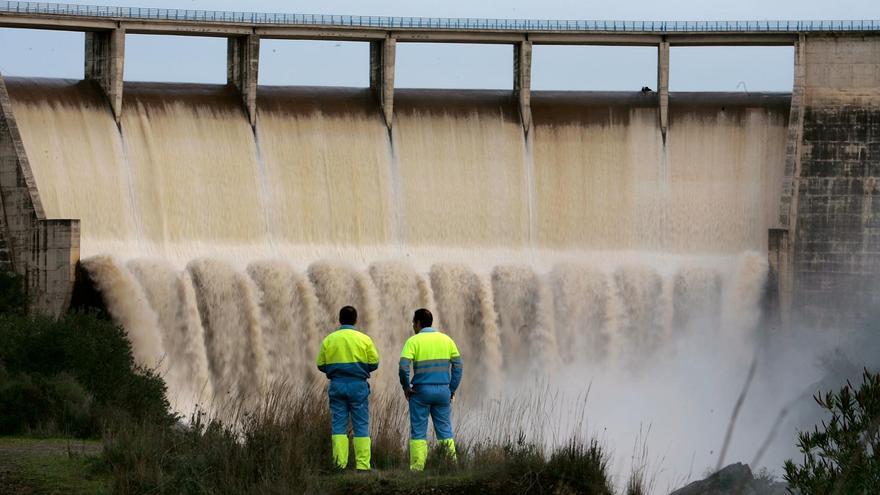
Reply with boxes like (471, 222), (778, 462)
(0, 269), (27, 314)
(0, 310), (174, 437)
(783, 369), (880, 494)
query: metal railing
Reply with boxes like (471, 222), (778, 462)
(1, 1), (878, 32)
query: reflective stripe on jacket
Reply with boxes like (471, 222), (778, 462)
(316, 326), (379, 380)
(399, 327), (463, 393)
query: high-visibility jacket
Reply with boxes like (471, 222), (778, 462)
(316, 325), (379, 381)
(398, 327), (462, 393)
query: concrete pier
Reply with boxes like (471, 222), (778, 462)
(513, 40), (532, 133)
(773, 34), (806, 328)
(369, 38), (396, 128)
(657, 40), (670, 141)
(84, 27), (125, 123)
(227, 33), (260, 127)
(766, 228), (790, 331)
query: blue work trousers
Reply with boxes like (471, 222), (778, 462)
(329, 379), (370, 437)
(409, 384), (453, 440)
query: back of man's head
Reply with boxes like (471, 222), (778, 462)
(413, 308), (433, 329)
(339, 306), (357, 326)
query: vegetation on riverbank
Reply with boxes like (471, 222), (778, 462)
(0, 312), (173, 438)
(100, 383), (615, 494)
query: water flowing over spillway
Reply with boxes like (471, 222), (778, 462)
(7, 79), (789, 472)
(7, 78), (788, 400)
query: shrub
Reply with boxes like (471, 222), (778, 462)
(546, 438), (614, 495)
(102, 386), (329, 495)
(783, 368), (880, 494)
(0, 310), (174, 437)
(0, 269), (27, 314)
(0, 372), (93, 436)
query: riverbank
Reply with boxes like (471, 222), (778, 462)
(0, 437), (108, 494)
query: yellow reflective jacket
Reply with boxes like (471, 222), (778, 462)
(399, 327), (462, 393)
(316, 325), (379, 380)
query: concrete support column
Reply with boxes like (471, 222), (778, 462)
(84, 27), (125, 123)
(767, 228), (790, 332)
(31, 219), (80, 315)
(778, 34), (806, 231)
(657, 40), (670, 142)
(513, 40), (533, 133)
(228, 33), (260, 127)
(369, 41), (381, 95)
(370, 37), (396, 128)
(774, 34), (806, 329)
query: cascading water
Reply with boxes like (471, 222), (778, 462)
(6, 77), (792, 483)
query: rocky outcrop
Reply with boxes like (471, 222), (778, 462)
(670, 463), (789, 495)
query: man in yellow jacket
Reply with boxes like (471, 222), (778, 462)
(399, 308), (463, 471)
(316, 306), (380, 471)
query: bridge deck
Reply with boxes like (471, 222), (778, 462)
(0, 1), (877, 44)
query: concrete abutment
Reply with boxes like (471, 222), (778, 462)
(0, 73), (79, 316)
(785, 34), (880, 330)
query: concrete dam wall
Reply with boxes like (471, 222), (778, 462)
(0, 75), (786, 407)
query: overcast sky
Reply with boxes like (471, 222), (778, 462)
(0, 0), (877, 91)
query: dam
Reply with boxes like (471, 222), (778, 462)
(1, 2), (879, 412)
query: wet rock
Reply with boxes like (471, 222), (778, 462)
(670, 463), (789, 495)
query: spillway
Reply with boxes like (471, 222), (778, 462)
(5, 77), (788, 409)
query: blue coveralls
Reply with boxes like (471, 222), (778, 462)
(399, 327), (463, 470)
(316, 325), (379, 470)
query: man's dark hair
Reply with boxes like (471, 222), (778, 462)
(413, 308), (433, 328)
(339, 306), (357, 326)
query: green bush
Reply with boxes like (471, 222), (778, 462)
(102, 387), (332, 495)
(784, 368), (880, 494)
(0, 269), (27, 314)
(546, 438), (613, 495)
(0, 310), (174, 437)
(0, 372), (93, 436)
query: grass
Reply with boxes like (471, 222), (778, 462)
(0, 436), (109, 494)
(98, 384), (617, 494)
(311, 469), (526, 494)
(292, 439), (613, 495)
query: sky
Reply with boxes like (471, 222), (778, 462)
(0, 0), (877, 90)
